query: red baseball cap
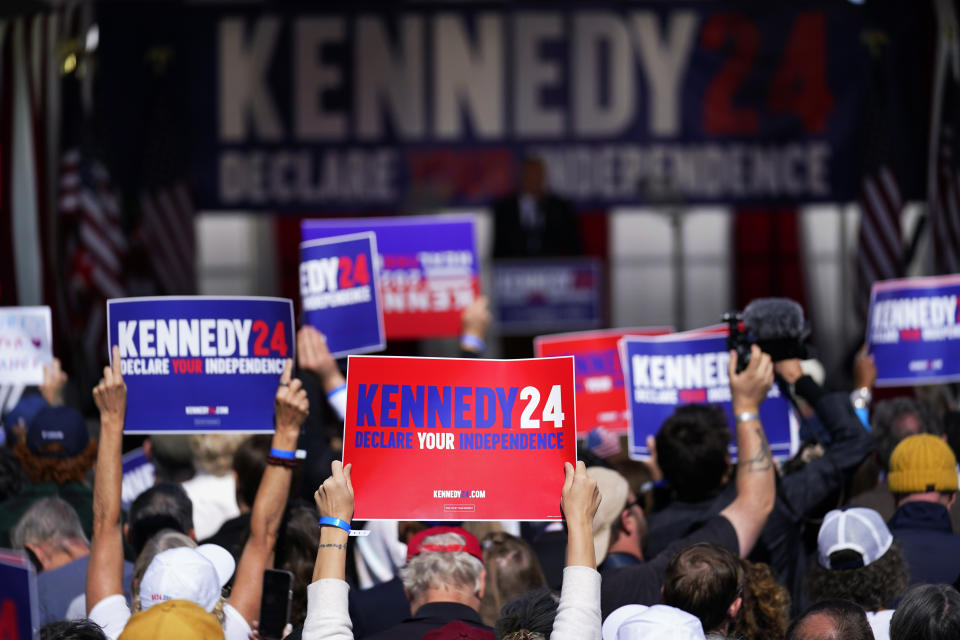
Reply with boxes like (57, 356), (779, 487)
(405, 526), (483, 563)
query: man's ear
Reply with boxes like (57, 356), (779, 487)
(477, 567), (486, 600)
(24, 542), (48, 570)
(620, 509), (635, 535)
(188, 528), (197, 542)
(123, 523), (130, 543)
(728, 596), (743, 622)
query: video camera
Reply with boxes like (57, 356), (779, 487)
(723, 298), (811, 373)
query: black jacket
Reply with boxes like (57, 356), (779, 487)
(492, 193), (582, 258)
(644, 378), (875, 615)
(889, 501), (960, 588)
(365, 602), (494, 640)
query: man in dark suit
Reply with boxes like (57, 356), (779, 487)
(492, 157), (582, 258)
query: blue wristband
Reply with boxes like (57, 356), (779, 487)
(461, 334), (486, 353)
(326, 384), (347, 399)
(318, 516), (351, 533)
(269, 448), (296, 460)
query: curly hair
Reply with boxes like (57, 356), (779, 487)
(805, 540), (909, 609)
(12, 438), (97, 485)
(731, 560), (790, 640)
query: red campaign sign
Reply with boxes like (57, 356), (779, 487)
(534, 328), (672, 435)
(343, 355), (577, 520)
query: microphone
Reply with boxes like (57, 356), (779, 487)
(724, 298), (810, 371)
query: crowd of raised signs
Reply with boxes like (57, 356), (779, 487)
(1, 297), (960, 640)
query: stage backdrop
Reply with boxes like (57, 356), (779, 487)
(95, 1), (883, 211)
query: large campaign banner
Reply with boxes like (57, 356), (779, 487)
(300, 232), (386, 357)
(0, 307), (52, 385)
(107, 297), (295, 433)
(620, 331), (795, 460)
(534, 327), (672, 435)
(343, 355), (577, 520)
(96, 2), (888, 212)
(0, 550), (38, 640)
(867, 274), (960, 386)
(302, 216), (479, 339)
(494, 260), (605, 335)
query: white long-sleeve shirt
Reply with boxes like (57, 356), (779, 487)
(302, 565), (601, 640)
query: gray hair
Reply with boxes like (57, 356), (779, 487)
(399, 532), (484, 601)
(11, 497), (88, 550)
(131, 529), (196, 609)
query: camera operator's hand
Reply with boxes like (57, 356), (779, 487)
(730, 345), (773, 414)
(774, 358), (804, 385)
(853, 346), (876, 390)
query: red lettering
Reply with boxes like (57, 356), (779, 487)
(353, 253), (370, 286)
(270, 322), (289, 357)
(252, 320), (270, 356)
(767, 12), (834, 133)
(339, 256), (354, 290)
(0, 598), (20, 640)
(701, 13), (760, 135)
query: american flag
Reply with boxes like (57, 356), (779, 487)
(928, 0), (960, 275)
(59, 128), (128, 364)
(585, 426), (622, 459)
(855, 166), (904, 321)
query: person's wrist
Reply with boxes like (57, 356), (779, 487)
(319, 525), (349, 544)
(272, 430), (299, 451)
(732, 400), (760, 415)
(322, 372), (346, 394)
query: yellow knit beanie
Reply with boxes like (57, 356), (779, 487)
(888, 433), (958, 494)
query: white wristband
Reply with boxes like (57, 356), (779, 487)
(735, 411), (760, 424)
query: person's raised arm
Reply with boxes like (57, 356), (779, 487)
(561, 461), (601, 569)
(40, 357), (68, 406)
(230, 359), (309, 624)
(302, 461), (354, 640)
(551, 461), (602, 640)
(297, 326), (347, 428)
(312, 460), (354, 582)
(459, 295), (491, 357)
(86, 346), (127, 612)
(719, 344), (776, 557)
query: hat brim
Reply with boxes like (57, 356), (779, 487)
(196, 544), (236, 588)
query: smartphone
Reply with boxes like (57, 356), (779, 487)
(258, 569), (294, 640)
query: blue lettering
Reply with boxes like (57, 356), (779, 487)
(538, 434), (547, 448)
(356, 384), (378, 426)
(380, 384), (399, 427)
(497, 387), (518, 428)
(427, 386), (452, 429)
(405, 432), (413, 448)
(363, 431), (372, 447)
(401, 385), (424, 428)
(557, 433), (564, 449)
(355, 432), (363, 447)
(454, 387), (472, 428)
(492, 434), (500, 448)
(475, 387), (496, 429)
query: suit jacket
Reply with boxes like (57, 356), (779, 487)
(492, 193), (582, 258)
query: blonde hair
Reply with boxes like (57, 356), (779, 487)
(190, 434), (247, 476)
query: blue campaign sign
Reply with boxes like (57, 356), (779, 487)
(302, 215), (480, 339)
(300, 232), (386, 357)
(867, 275), (960, 387)
(620, 332), (795, 461)
(107, 297), (295, 433)
(0, 550), (38, 640)
(493, 259), (604, 335)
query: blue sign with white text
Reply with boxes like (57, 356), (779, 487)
(0, 550), (38, 640)
(494, 259), (604, 334)
(867, 275), (960, 387)
(107, 297), (295, 433)
(620, 333), (794, 461)
(300, 232), (386, 357)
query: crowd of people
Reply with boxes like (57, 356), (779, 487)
(2, 299), (960, 640)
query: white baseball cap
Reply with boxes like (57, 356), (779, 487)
(139, 544), (236, 613)
(603, 604), (706, 640)
(817, 507), (893, 570)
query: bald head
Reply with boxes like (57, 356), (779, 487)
(786, 601), (872, 640)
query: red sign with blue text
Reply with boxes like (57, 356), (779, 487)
(343, 355), (577, 520)
(107, 296), (295, 433)
(534, 327), (672, 435)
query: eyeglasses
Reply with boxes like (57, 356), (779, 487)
(623, 495), (644, 511)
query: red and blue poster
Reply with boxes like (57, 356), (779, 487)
(494, 259), (605, 335)
(867, 274), (960, 386)
(620, 331), (795, 461)
(107, 296), (295, 433)
(0, 550), (38, 640)
(302, 216), (480, 339)
(534, 327), (672, 435)
(343, 355), (577, 520)
(300, 232), (386, 357)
